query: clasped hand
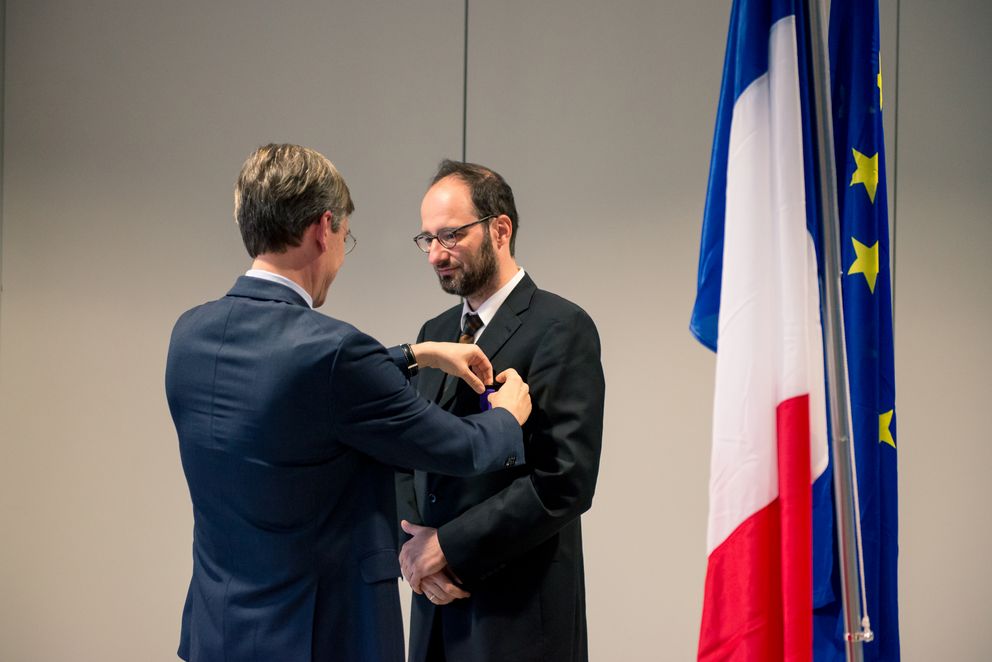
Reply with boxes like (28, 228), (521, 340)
(399, 520), (470, 605)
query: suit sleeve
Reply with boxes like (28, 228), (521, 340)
(329, 329), (524, 477)
(438, 310), (605, 583)
(394, 324), (430, 528)
(385, 344), (412, 377)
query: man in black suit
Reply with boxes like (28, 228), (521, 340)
(397, 160), (605, 661)
(165, 144), (533, 662)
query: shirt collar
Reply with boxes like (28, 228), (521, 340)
(245, 269), (314, 308)
(461, 268), (526, 340)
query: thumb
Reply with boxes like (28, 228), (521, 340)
(495, 368), (519, 385)
(400, 520), (420, 535)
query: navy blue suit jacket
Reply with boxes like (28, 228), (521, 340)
(165, 276), (523, 662)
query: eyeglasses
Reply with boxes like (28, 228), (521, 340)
(344, 230), (357, 255)
(412, 215), (496, 253)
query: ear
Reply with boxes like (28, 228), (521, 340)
(314, 211), (334, 252)
(493, 214), (513, 250)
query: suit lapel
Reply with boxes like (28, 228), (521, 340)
(476, 273), (536, 362)
(437, 274), (536, 409)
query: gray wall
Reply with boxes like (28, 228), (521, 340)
(1, 1), (989, 660)
(892, 2), (992, 658)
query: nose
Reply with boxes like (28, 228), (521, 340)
(427, 239), (449, 266)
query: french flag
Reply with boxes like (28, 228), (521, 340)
(690, 1), (830, 660)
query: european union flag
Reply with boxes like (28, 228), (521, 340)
(813, 1), (900, 659)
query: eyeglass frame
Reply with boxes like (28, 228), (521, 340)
(320, 209), (357, 255)
(412, 215), (497, 253)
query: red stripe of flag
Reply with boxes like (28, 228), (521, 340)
(698, 394), (812, 662)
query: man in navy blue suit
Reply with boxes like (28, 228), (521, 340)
(165, 144), (532, 662)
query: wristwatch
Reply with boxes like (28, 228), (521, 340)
(401, 343), (419, 377)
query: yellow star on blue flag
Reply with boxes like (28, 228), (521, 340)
(850, 148), (879, 203)
(847, 237), (879, 293)
(879, 410), (895, 448)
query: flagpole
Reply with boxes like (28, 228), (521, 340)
(803, 0), (872, 659)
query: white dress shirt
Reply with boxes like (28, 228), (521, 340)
(245, 269), (314, 308)
(461, 268), (526, 342)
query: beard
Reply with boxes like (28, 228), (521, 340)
(436, 230), (499, 297)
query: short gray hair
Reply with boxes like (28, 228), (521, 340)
(235, 144), (354, 257)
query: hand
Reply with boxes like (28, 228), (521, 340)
(419, 570), (470, 605)
(489, 368), (531, 426)
(399, 520), (448, 594)
(410, 342), (493, 394)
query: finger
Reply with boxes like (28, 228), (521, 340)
(408, 568), (424, 594)
(471, 351), (494, 386)
(404, 572), (424, 594)
(400, 520), (421, 535)
(465, 366), (493, 395)
(430, 591), (454, 605)
(479, 363), (494, 387)
(495, 368), (519, 385)
(424, 579), (460, 605)
(429, 575), (470, 600)
(402, 570), (423, 593)
(400, 550), (426, 594)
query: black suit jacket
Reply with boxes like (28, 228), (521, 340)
(165, 277), (524, 662)
(398, 273), (605, 662)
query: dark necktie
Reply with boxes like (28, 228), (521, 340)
(439, 313), (484, 407)
(459, 313), (484, 344)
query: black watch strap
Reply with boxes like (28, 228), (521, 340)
(401, 343), (419, 377)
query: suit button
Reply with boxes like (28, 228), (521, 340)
(428, 493), (437, 504)
(505, 456), (516, 467)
